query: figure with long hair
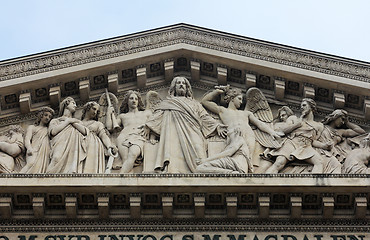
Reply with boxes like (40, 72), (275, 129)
(144, 76), (227, 173)
(21, 107), (54, 174)
(106, 90), (155, 173)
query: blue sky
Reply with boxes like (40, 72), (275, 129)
(1, 0), (369, 62)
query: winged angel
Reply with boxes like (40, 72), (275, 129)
(100, 90), (161, 173)
(200, 86), (282, 173)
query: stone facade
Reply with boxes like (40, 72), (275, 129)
(0, 24), (369, 239)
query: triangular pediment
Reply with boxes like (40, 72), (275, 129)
(0, 23), (369, 126)
(0, 24), (369, 234)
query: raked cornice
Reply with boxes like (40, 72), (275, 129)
(0, 24), (369, 83)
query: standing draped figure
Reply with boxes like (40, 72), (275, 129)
(21, 107), (55, 174)
(46, 97), (88, 174)
(144, 77), (227, 173)
(81, 101), (116, 173)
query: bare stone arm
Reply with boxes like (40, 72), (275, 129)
(0, 141), (22, 157)
(49, 119), (72, 136)
(198, 141), (242, 164)
(71, 122), (88, 136)
(279, 117), (302, 135)
(341, 119), (366, 137)
(248, 113), (281, 139)
(105, 106), (122, 131)
(201, 88), (224, 114)
(24, 125), (34, 156)
(98, 128), (116, 151)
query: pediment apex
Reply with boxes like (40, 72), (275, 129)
(0, 23), (369, 84)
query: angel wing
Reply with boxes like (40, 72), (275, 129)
(245, 87), (281, 148)
(145, 90), (162, 112)
(98, 90), (119, 125)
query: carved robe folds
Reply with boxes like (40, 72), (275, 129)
(83, 121), (107, 173)
(22, 126), (50, 174)
(46, 117), (87, 174)
(146, 97), (219, 173)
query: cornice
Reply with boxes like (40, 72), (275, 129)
(0, 24), (369, 83)
(0, 219), (369, 232)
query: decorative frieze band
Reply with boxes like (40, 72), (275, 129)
(0, 25), (369, 84)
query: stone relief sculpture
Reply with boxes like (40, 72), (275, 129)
(244, 87), (283, 167)
(0, 125), (25, 173)
(20, 107), (54, 174)
(319, 109), (366, 163)
(46, 97), (88, 174)
(201, 85), (281, 173)
(105, 90), (159, 173)
(196, 127), (252, 174)
(342, 133), (370, 174)
(0, 77), (368, 175)
(81, 102), (117, 174)
(257, 106), (300, 173)
(265, 99), (329, 174)
(144, 76), (227, 173)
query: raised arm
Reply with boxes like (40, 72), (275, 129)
(105, 106), (121, 131)
(201, 88), (224, 115)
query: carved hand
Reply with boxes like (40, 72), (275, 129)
(270, 131), (283, 140)
(107, 106), (115, 114)
(215, 85), (230, 92)
(139, 124), (150, 140)
(217, 124), (228, 138)
(108, 145), (118, 156)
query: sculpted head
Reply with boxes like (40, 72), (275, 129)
(275, 106), (294, 122)
(301, 98), (316, 117)
(35, 107), (55, 126)
(322, 109), (347, 128)
(224, 88), (243, 109)
(82, 102), (100, 121)
(169, 76), (193, 98)
(120, 90), (145, 113)
(59, 97), (76, 117)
